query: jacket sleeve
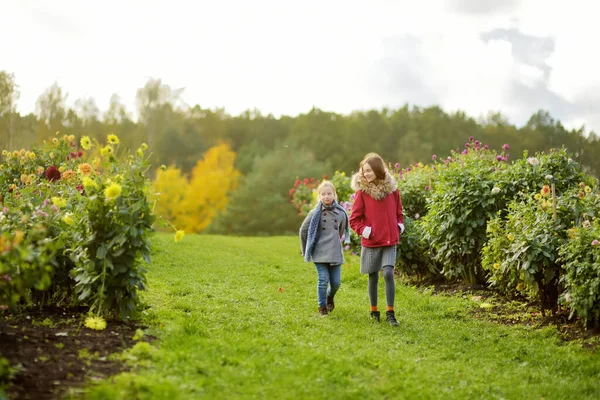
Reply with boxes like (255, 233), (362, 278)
(299, 211), (313, 255)
(349, 191), (366, 236)
(395, 190), (404, 225)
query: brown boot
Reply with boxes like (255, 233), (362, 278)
(326, 295), (335, 312)
(318, 306), (328, 316)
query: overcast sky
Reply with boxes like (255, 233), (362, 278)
(2, 0), (599, 133)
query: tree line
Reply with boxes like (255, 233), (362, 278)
(2, 71), (599, 234)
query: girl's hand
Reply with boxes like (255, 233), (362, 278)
(362, 226), (372, 239)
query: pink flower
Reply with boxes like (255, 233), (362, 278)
(0, 305), (9, 311)
(483, 144), (489, 150)
(592, 240), (599, 246)
(344, 245), (350, 251)
(469, 136), (474, 142)
(2, 274), (10, 281)
(394, 163), (400, 169)
(496, 155), (503, 161)
(432, 154), (437, 160)
(503, 144), (510, 151)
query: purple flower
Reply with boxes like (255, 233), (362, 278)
(425, 185), (430, 191)
(406, 167), (411, 172)
(344, 245), (351, 251)
(465, 143), (470, 148)
(432, 154), (437, 161)
(394, 163), (400, 169)
(503, 144), (510, 151)
(483, 144), (489, 150)
(462, 149), (468, 155)
(474, 140), (481, 147)
(2, 274), (11, 281)
(496, 155), (503, 161)
(2, 207), (7, 214)
(592, 240), (599, 246)
(469, 136), (474, 142)
(43, 199), (50, 206)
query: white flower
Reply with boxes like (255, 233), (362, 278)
(527, 157), (539, 166)
(491, 187), (501, 194)
(545, 174), (553, 181)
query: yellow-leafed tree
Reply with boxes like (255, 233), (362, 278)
(151, 165), (188, 226)
(178, 143), (240, 232)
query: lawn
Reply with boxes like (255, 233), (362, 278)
(79, 233), (600, 399)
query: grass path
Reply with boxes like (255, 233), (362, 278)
(82, 234), (600, 399)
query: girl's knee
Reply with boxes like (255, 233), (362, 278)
(382, 266), (394, 280)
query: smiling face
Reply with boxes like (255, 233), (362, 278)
(362, 162), (376, 183)
(319, 185), (336, 205)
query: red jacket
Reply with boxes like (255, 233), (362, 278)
(349, 172), (404, 248)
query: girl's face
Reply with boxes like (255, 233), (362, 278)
(362, 162), (376, 183)
(319, 186), (335, 205)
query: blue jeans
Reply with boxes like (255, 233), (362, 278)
(314, 263), (342, 308)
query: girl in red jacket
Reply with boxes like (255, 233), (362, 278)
(350, 153), (404, 326)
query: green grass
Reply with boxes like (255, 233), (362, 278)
(80, 234), (600, 399)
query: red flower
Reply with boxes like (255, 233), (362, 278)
(45, 166), (61, 182)
(303, 178), (309, 185)
(76, 185), (86, 195)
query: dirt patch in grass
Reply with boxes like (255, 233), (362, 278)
(0, 306), (152, 400)
(430, 282), (600, 350)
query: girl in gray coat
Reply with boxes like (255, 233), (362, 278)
(300, 181), (350, 316)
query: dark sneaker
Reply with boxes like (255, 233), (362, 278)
(386, 310), (399, 326)
(326, 295), (335, 312)
(318, 306), (329, 316)
(370, 311), (381, 322)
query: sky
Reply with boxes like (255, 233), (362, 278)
(2, 0), (600, 133)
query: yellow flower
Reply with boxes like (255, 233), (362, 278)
(1, 150), (7, 156)
(13, 230), (24, 246)
(12, 151), (18, 157)
(80, 136), (92, 150)
(104, 182), (122, 200)
(174, 230), (185, 243)
(585, 186), (592, 193)
(92, 157), (101, 168)
(52, 138), (59, 145)
(493, 263), (500, 270)
(49, 152), (54, 159)
(78, 163), (93, 175)
(540, 185), (550, 197)
(107, 134), (120, 145)
(100, 145), (113, 157)
(82, 176), (97, 189)
(534, 193), (542, 201)
(51, 197), (67, 208)
(62, 213), (74, 225)
(26, 151), (36, 160)
(506, 233), (514, 241)
(84, 316), (107, 331)
(516, 282), (525, 291)
(68, 134), (75, 142)
(140, 143), (148, 150)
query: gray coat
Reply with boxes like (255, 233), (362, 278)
(299, 206), (347, 265)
